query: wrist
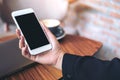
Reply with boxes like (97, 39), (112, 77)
(54, 51), (65, 70)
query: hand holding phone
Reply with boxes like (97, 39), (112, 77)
(12, 8), (52, 55)
(16, 22), (65, 70)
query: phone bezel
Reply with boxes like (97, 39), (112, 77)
(11, 8), (52, 55)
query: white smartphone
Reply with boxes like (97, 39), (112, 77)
(11, 8), (52, 55)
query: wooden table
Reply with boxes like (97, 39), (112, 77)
(0, 34), (17, 43)
(2, 34), (102, 80)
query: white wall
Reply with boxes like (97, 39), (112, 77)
(2, 0), (68, 23)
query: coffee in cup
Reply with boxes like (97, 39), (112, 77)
(42, 19), (65, 40)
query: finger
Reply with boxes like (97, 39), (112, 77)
(19, 36), (25, 49)
(16, 29), (21, 39)
(21, 45), (31, 59)
(22, 45), (36, 61)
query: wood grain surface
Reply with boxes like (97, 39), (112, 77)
(2, 34), (102, 80)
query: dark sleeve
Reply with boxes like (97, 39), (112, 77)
(62, 53), (120, 80)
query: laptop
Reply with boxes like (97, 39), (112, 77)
(0, 38), (33, 78)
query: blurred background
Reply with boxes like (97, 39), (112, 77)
(0, 0), (120, 60)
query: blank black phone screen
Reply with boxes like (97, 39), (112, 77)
(15, 13), (49, 50)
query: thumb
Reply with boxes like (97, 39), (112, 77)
(40, 22), (58, 47)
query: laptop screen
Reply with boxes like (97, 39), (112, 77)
(0, 38), (33, 78)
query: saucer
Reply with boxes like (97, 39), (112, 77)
(49, 27), (66, 40)
(56, 30), (66, 40)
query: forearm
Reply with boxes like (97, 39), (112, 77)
(62, 53), (120, 80)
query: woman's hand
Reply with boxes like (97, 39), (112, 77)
(16, 22), (65, 70)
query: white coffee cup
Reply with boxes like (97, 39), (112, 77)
(42, 19), (65, 40)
